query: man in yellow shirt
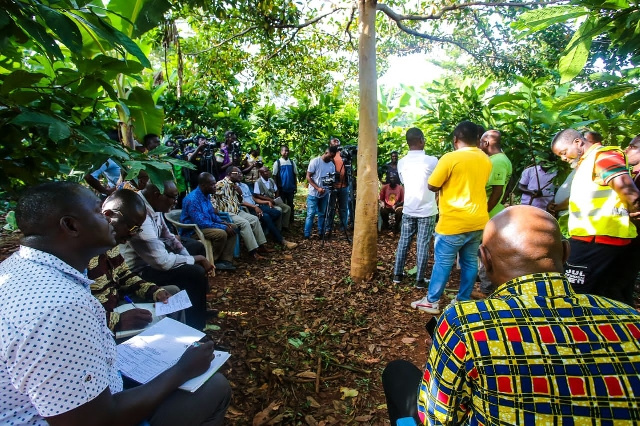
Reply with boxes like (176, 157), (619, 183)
(412, 121), (492, 314)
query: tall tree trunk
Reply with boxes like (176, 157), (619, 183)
(350, 0), (378, 282)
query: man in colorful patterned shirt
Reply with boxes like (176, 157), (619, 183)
(89, 189), (175, 333)
(383, 205), (640, 425)
(551, 128), (640, 305)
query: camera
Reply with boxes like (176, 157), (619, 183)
(321, 172), (337, 188)
(255, 160), (264, 168)
(340, 145), (357, 164)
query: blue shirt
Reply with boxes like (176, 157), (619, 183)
(180, 187), (226, 236)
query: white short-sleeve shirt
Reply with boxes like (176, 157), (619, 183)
(0, 246), (122, 424)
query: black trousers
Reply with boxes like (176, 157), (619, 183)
(566, 238), (638, 306)
(280, 191), (295, 224)
(382, 360), (422, 424)
(139, 238), (208, 330)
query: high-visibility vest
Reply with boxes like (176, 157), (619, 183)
(568, 146), (637, 238)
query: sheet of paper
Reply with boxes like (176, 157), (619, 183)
(155, 289), (192, 316)
(116, 317), (230, 392)
(113, 303), (161, 339)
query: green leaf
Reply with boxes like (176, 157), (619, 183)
(559, 19), (595, 84)
(48, 120), (71, 142)
(126, 87), (164, 140)
(13, 12), (63, 59)
(555, 85), (634, 109)
(1, 70), (47, 95)
(512, 6), (590, 34)
(36, 5), (83, 54)
(288, 337), (304, 348)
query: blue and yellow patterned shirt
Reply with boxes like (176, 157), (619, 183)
(418, 272), (640, 425)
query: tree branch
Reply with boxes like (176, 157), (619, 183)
(184, 26), (259, 56)
(376, 0), (568, 21)
(270, 7), (346, 29)
(264, 28), (301, 61)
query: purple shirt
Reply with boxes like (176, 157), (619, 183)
(519, 165), (556, 209)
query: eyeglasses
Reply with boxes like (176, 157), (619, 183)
(162, 193), (179, 201)
(107, 210), (143, 234)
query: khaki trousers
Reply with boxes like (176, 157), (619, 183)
(201, 228), (235, 262)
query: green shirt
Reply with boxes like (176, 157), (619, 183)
(486, 152), (512, 218)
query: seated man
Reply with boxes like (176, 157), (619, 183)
(0, 182), (230, 425)
(383, 205), (640, 425)
(214, 167), (273, 260)
(121, 180), (213, 330)
(236, 178), (297, 250)
(181, 172), (237, 271)
(254, 167), (292, 231)
(379, 172), (404, 232)
(89, 189), (178, 333)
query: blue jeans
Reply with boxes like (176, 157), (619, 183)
(255, 205), (283, 243)
(304, 194), (329, 237)
(427, 230), (483, 303)
(327, 187), (349, 231)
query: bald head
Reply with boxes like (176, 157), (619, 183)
(479, 205), (569, 286)
(103, 189), (145, 219)
(480, 130), (503, 155)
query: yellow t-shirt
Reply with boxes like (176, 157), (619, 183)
(428, 147), (492, 235)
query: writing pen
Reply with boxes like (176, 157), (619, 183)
(123, 296), (138, 309)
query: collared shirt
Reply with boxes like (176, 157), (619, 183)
(180, 186), (227, 237)
(0, 246), (122, 424)
(88, 246), (162, 331)
(254, 177), (278, 199)
(519, 165), (557, 209)
(397, 150), (438, 218)
(121, 192), (194, 273)
(214, 177), (241, 214)
(237, 182), (257, 206)
(90, 158), (121, 187)
(418, 272), (640, 425)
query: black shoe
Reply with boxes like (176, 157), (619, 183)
(392, 274), (405, 284)
(415, 279), (429, 289)
(214, 261), (236, 271)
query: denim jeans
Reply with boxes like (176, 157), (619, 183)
(304, 194), (329, 237)
(327, 186), (349, 231)
(427, 230), (483, 303)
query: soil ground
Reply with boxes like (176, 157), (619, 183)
(1, 200), (638, 425)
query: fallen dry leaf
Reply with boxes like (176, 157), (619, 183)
(401, 337), (417, 344)
(252, 401), (281, 426)
(297, 370), (317, 379)
(340, 387), (359, 399)
(306, 396), (321, 408)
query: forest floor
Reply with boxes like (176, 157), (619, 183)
(1, 198), (638, 425)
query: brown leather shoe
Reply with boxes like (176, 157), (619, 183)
(251, 251), (266, 260)
(257, 245), (275, 254)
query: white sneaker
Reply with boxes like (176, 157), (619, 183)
(449, 297), (458, 307)
(410, 297), (440, 314)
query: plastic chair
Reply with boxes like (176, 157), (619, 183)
(164, 209), (215, 264)
(217, 211), (241, 258)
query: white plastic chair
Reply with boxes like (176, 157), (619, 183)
(164, 209), (215, 265)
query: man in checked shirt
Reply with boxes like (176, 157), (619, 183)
(382, 205), (640, 425)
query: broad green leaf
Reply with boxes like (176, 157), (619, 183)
(13, 13), (63, 59)
(48, 120), (71, 142)
(126, 87), (164, 140)
(559, 19), (595, 84)
(36, 5), (83, 54)
(555, 85), (634, 109)
(1, 70), (47, 95)
(10, 111), (63, 127)
(512, 6), (590, 34)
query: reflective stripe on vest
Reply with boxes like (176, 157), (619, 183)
(568, 146), (637, 238)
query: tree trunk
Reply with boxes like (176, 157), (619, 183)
(350, 0), (378, 282)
